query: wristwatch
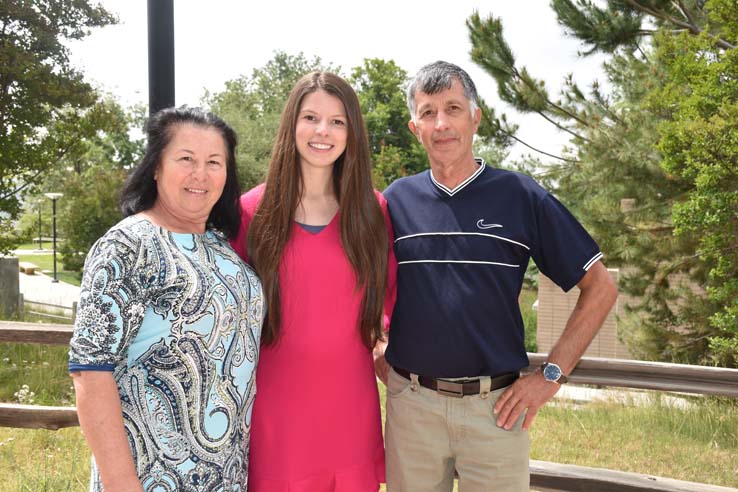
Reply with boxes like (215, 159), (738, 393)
(541, 362), (568, 384)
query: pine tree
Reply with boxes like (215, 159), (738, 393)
(467, 0), (737, 366)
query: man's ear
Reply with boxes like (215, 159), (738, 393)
(408, 119), (419, 141)
(473, 107), (482, 133)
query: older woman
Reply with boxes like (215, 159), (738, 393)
(69, 107), (263, 492)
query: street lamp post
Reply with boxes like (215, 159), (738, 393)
(37, 198), (43, 250)
(44, 193), (63, 283)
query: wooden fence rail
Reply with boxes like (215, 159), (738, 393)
(0, 403), (78, 430)
(3, 321), (736, 396)
(1, 320), (737, 492)
(0, 320), (73, 345)
(529, 461), (737, 492)
(524, 353), (738, 398)
(18, 295), (77, 323)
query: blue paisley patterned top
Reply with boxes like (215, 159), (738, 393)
(69, 215), (263, 492)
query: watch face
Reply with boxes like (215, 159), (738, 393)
(543, 363), (562, 382)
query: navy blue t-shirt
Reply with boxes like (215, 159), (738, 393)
(383, 160), (602, 378)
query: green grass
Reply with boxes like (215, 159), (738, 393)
(0, 344), (74, 406)
(15, 243), (47, 251)
(532, 395), (738, 487)
(0, 337), (84, 491)
(520, 287), (538, 352)
(14, 253), (81, 286)
(0, 427), (89, 492)
(0, 308), (75, 406)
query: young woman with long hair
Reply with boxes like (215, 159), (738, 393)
(231, 72), (396, 491)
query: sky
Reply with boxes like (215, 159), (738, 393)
(68, 1), (609, 162)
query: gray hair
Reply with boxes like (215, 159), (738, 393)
(406, 61), (479, 121)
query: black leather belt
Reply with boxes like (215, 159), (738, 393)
(393, 367), (519, 398)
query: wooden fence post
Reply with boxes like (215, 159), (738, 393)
(0, 257), (19, 317)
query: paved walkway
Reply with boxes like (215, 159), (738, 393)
(17, 270), (80, 308)
(554, 382), (693, 409)
(12, 249), (80, 308)
(14, 248), (54, 255)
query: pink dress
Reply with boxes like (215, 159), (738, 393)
(232, 185), (397, 492)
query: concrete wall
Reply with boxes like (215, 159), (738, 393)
(0, 257), (20, 318)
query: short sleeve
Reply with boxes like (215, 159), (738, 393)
(69, 229), (152, 372)
(531, 194), (602, 292)
(230, 184), (265, 263)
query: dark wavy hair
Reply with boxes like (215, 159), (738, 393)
(247, 72), (388, 348)
(119, 106), (241, 238)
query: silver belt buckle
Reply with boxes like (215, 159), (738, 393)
(436, 379), (464, 398)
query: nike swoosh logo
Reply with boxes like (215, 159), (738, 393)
(476, 220), (503, 229)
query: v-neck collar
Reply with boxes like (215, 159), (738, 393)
(429, 158), (486, 197)
(293, 210), (339, 237)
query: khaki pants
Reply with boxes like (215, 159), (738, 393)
(385, 368), (529, 492)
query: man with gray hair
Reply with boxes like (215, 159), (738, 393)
(380, 61), (618, 491)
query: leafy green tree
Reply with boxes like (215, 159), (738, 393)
(467, 0), (737, 366)
(0, 0), (116, 254)
(13, 98), (143, 270)
(62, 99), (146, 174)
(58, 101), (143, 270)
(349, 59), (427, 188)
(59, 165), (126, 271)
(15, 98), (143, 261)
(645, 6), (738, 365)
(206, 52), (336, 191)
(351, 59), (412, 153)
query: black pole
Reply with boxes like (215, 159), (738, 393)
(147, 0), (175, 114)
(51, 198), (58, 283)
(37, 202), (42, 250)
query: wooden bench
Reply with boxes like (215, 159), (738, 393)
(18, 261), (40, 275)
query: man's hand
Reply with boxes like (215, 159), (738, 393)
(493, 261), (617, 431)
(493, 371), (560, 431)
(373, 337), (389, 385)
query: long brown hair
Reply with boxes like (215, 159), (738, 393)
(248, 71), (388, 348)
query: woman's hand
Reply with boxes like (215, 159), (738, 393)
(372, 337), (390, 385)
